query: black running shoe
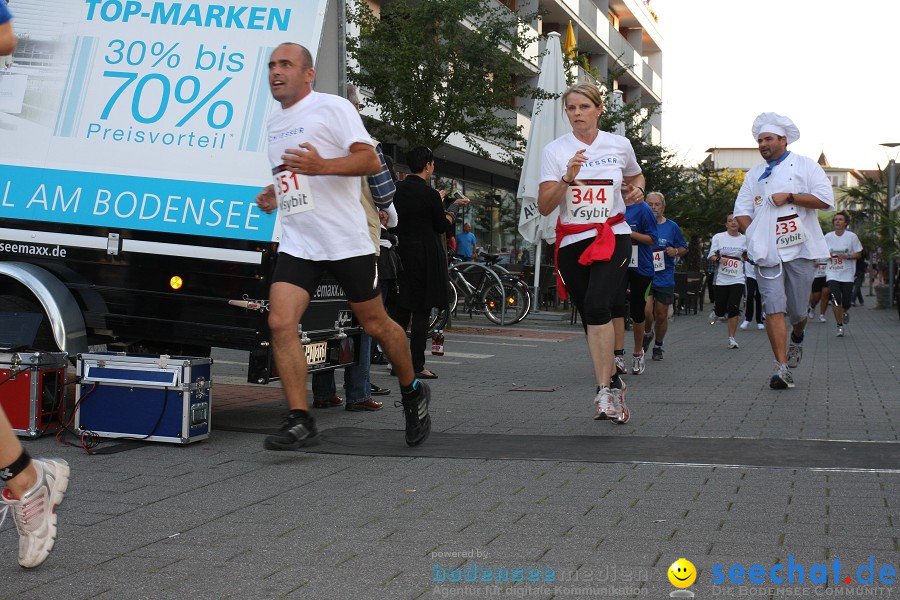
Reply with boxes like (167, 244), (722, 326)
(642, 330), (654, 353)
(398, 382), (431, 447)
(264, 411), (319, 450)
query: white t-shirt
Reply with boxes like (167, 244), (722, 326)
(708, 231), (747, 286)
(267, 91), (375, 261)
(733, 152), (833, 262)
(824, 230), (863, 283)
(539, 131), (639, 248)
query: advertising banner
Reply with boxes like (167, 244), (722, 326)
(0, 0), (329, 242)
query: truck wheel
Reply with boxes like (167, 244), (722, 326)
(0, 294), (58, 351)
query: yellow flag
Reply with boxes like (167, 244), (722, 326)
(564, 21), (576, 59)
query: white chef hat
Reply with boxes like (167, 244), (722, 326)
(751, 112), (800, 144)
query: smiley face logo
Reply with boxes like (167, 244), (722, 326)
(668, 558), (697, 588)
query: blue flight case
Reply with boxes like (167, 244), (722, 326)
(74, 352), (212, 444)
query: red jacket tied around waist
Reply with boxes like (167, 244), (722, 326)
(553, 213), (626, 301)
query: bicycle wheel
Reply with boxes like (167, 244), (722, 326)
(481, 279), (530, 325)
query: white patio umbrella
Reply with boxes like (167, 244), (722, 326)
(517, 31), (571, 302)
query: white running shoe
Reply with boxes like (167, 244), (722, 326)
(593, 389), (618, 421)
(614, 355), (627, 375)
(818, 314), (826, 323)
(612, 388), (630, 424)
(739, 320), (751, 330)
(631, 351), (646, 375)
(807, 306), (814, 321)
(769, 362), (795, 390)
(787, 339), (803, 368)
(0, 458), (70, 568)
(728, 337), (739, 349)
(708, 310), (717, 325)
(836, 326), (844, 337)
(757, 322), (766, 330)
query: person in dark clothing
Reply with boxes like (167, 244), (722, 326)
(389, 146), (451, 379)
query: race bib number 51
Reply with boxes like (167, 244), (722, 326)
(565, 179), (614, 224)
(273, 165), (315, 217)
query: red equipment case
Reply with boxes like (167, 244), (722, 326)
(0, 351), (68, 437)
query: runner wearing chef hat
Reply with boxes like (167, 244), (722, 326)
(732, 112), (834, 390)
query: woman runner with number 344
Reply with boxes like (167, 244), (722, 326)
(537, 82), (646, 425)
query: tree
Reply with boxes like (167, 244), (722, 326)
(668, 163), (745, 245)
(562, 56), (690, 209)
(841, 169), (900, 261)
(346, 0), (553, 166)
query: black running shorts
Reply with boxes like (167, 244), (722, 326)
(271, 252), (380, 303)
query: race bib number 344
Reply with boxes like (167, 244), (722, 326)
(273, 164), (315, 217)
(565, 179), (614, 224)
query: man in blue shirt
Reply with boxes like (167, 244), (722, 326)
(612, 199), (658, 375)
(644, 192), (687, 361)
(0, 1), (15, 55)
(454, 222), (478, 261)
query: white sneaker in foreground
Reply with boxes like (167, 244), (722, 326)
(0, 458), (70, 568)
(612, 388), (630, 424)
(727, 337), (739, 349)
(593, 389), (618, 421)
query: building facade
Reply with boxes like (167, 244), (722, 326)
(339, 0), (665, 261)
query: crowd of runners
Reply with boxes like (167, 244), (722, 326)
(0, 24), (874, 570)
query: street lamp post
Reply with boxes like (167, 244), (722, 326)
(880, 143), (899, 307)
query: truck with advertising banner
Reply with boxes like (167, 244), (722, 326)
(0, 0), (360, 383)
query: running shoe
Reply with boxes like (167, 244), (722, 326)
(264, 411), (319, 450)
(708, 310), (717, 325)
(642, 330), (654, 353)
(728, 337), (739, 349)
(631, 351), (646, 375)
(769, 363), (795, 390)
(398, 382), (431, 446)
(787, 338), (803, 368)
(739, 320), (751, 330)
(615, 355), (627, 375)
(807, 306), (814, 321)
(818, 314), (826, 323)
(843, 310), (850, 323)
(652, 346), (664, 361)
(611, 388), (630, 424)
(0, 458), (70, 568)
(593, 388), (618, 421)
(757, 322), (766, 330)
(836, 325), (844, 337)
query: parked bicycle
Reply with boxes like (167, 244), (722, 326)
(428, 251), (532, 333)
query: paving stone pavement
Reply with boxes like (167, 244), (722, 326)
(1, 302), (898, 599)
